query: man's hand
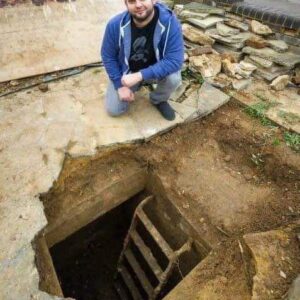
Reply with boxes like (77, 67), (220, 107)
(121, 72), (143, 88)
(118, 86), (135, 102)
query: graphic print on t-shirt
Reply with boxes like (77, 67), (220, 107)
(130, 37), (149, 63)
(129, 7), (159, 72)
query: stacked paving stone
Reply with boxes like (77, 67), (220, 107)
(172, 2), (300, 92)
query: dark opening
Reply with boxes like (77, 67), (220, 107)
(50, 191), (146, 300)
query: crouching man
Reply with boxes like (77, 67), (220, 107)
(101, 0), (184, 121)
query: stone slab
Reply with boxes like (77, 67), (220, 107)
(182, 23), (215, 46)
(212, 42), (243, 61)
(184, 2), (225, 16)
(254, 65), (292, 82)
(197, 81), (230, 117)
(128, 88), (184, 140)
(244, 228), (300, 300)
(169, 100), (199, 121)
(246, 55), (274, 68)
(207, 29), (252, 49)
(216, 22), (240, 37)
(267, 40), (289, 53)
(181, 82), (230, 118)
(242, 47), (300, 68)
(231, 79), (300, 133)
(0, 0), (124, 82)
(179, 10), (209, 20)
(170, 80), (190, 102)
(181, 87), (199, 108)
(187, 16), (224, 29)
(224, 18), (249, 31)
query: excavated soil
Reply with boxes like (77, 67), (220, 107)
(41, 101), (300, 299)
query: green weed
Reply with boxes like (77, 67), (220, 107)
(244, 101), (278, 126)
(181, 67), (204, 85)
(284, 132), (300, 152)
(272, 137), (281, 146)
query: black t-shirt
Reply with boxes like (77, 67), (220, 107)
(129, 7), (159, 73)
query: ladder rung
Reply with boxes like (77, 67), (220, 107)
(114, 280), (130, 300)
(125, 249), (154, 297)
(118, 266), (143, 300)
(137, 209), (173, 259)
(130, 230), (163, 278)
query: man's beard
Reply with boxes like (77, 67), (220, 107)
(131, 7), (154, 23)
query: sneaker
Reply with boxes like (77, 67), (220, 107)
(153, 102), (176, 121)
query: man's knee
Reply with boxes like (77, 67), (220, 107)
(105, 105), (128, 117)
(105, 83), (129, 117)
(164, 72), (182, 90)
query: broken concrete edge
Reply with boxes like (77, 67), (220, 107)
(0, 113), (222, 299)
(243, 223), (300, 299)
(166, 222), (300, 300)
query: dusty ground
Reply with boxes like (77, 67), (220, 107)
(42, 100), (300, 299)
(133, 101), (299, 236)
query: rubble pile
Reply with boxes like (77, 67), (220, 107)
(175, 2), (300, 92)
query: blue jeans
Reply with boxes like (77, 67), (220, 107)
(105, 71), (182, 117)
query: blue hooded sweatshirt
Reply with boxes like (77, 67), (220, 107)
(101, 2), (184, 90)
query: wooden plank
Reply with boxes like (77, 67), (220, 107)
(125, 249), (154, 297)
(130, 230), (163, 279)
(119, 266), (143, 300)
(137, 209), (173, 259)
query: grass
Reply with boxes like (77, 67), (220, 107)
(243, 102), (300, 153)
(284, 132), (300, 152)
(244, 101), (278, 126)
(181, 67), (204, 85)
(272, 137), (281, 146)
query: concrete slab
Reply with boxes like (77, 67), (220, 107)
(170, 80), (190, 102)
(181, 87), (199, 108)
(169, 100), (199, 121)
(0, 67), (187, 299)
(197, 81), (230, 117)
(128, 88), (183, 140)
(179, 82), (230, 119)
(0, 0), (124, 83)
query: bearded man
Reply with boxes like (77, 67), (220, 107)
(101, 0), (184, 121)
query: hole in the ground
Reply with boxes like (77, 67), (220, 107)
(37, 168), (205, 300)
(49, 191), (144, 300)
